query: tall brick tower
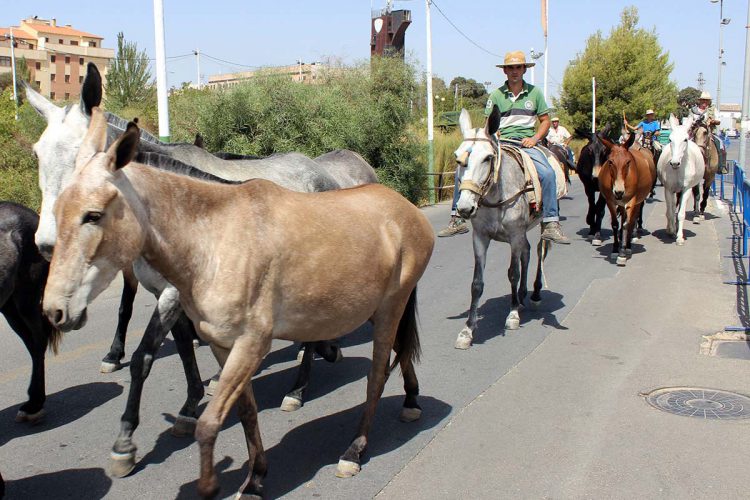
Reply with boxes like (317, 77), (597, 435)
(371, 0), (411, 58)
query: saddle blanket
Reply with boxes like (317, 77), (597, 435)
(499, 140), (567, 210)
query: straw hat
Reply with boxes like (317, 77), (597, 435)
(551, 117), (560, 122)
(496, 51), (535, 68)
(699, 91), (712, 100)
(645, 109), (655, 115)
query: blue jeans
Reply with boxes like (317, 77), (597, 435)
(450, 166), (463, 215)
(523, 147), (559, 222)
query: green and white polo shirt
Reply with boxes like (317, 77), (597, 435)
(484, 81), (551, 139)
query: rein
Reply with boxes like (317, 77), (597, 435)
(458, 136), (533, 209)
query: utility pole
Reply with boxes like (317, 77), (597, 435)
(425, 0), (435, 204)
(739, 0), (750, 169)
(543, 0), (549, 101)
(193, 48), (201, 89)
(153, 0), (170, 142)
(9, 27), (19, 121)
(297, 59), (303, 82)
(697, 72), (706, 90)
(592, 77), (596, 133)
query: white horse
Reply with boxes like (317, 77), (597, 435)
(657, 114), (706, 245)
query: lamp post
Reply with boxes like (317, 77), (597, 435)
(529, 48), (544, 85)
(711, 0), (731, 115)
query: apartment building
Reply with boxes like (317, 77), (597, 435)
(0, 17), (114, 101)
(207, 62), (325, 90)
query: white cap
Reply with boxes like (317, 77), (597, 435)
(645, 109), (655, 115)
(699, 91), (712, 100)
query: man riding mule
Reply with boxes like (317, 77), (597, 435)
(485, 51), (570, 244)
(690, 90), (727, 174)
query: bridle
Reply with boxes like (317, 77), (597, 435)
(457, 133), (533, 209)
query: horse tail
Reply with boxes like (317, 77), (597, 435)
(390, 287), (421, 372)
(47, 326), (63, 355)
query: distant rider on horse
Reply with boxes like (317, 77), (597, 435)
(546, 116), (575, 165)
(485, 50), (569, 244)
(624, 108), (662, 154)
(690, 90), (727, 173)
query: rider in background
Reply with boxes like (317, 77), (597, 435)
(546, 116), (575, 164)
(690, 91), (727, 173)
(625, 109), (662, 153)
(485, 51), (569, 244)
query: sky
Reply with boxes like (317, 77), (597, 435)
(3, 0), (749, 104)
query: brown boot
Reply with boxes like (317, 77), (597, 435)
(541, 221), (571, 244)
(438, 215), (469, 237)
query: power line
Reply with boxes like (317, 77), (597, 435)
(430, 0), (501, 58)
(201, 53), (258, 70)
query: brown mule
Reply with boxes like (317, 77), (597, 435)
(691, 122), (720, 220)
(599, 133), (657, 266)
(43, 108), (435, 499)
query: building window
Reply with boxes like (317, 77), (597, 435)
(90, 41), (96, 48)
(58, 39), (63, 44)
(79, 58), (84, 65)
(70, 40), (78, 46)
(51, 55), (56, 63)
(65, 56), (70, 64)
(50, 74), (56, 81)
(28, 44), (34, 50)
(45, 37), (49, 42)
(65, 93), (70, 100)
(50, 92), (55, 100)
(79, 76), (83, 83)
(35, 81), (41, 88)
(64, 75), (70, 83)
(0, 56), (11, 67)
(35, 62), (41, 70)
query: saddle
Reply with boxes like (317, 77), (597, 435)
(499, 140), (567, 211)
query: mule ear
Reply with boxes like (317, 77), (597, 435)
(76, 107), (109, 168)
(599, 135), (615, 150)
(80, 63), (103, 116)
(194, 132), (205, 149)
(107, 120), (141, 170)
(624, 130), (636, 149)
(682, 113), (694, 130)
(23, 81), (58, 121)
(458, 108), (472, 137)
(485, 105), (501, 136)
(669, 113), (680, 130)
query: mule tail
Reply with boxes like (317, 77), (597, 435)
(389, 287), (421, 373)
(47, 325), (63, 355)
(541, 239), (551, 290)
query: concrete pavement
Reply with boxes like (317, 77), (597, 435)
(378, 192), (750, 498)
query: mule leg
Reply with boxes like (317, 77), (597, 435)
(235, 381), (267, 499)
(518, 236), (531, 306)
(584, 182), (596, 234)
(676, 187), (691, 245)
(664, 189), (676, 237)
(280, 342), (315, 412)
(504, 236), (525, 330)
(170, 314), (205, 436)
(196, 337), (269, 499)
(3, 303), (47, 423)
(692, 185), (701, 223)
(101, 269), (139, 373)
(110, 287), (200, 477)
(531, 239), (548, 303)
(455, 231), (490, 349)
(336, 306), (405, 478)
(607, 201), (620, 261)
(593, 193), (607, 245)
(700, 177), (713, 216)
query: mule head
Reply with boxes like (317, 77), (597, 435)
(666, 113), (691, 168)
(587, 132), (613, 180)
(27, 63), (103, 260)
(454, 107), (499, 219)
(603, 136), (635, 201)
(43, 107), (144, 332)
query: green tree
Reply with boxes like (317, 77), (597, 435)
(449, 76), (488, 110)
(0, 57), (33, 94)
(556, 7), (677, 133)
(676, 86), (701, 118)
(105, 32), (153, 109)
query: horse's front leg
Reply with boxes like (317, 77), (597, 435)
(664, 189), (676, 237)
(531, 239), (548, 304)
(676, 187), (691, 245)
(110, 286), (203, 477)
(518, 235), (531, 306)
(504, 235), (525, 330)
(700, 177), (712, 217)
(692, 184), (701, 223)
(593, 192), (607, 246)
(101, 268), (139, 373)
(455, 230), (490, 349)
(607, 200), (620, 261)
(618, 203), (637, 266)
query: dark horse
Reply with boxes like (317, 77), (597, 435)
(575, 126), (611, 245)
(541, 138), (575, 184)
(0, 201), (62, 423)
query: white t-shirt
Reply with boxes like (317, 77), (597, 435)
(547, 125), (571, 145)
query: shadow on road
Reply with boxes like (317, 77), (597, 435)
(175, 395), (452, 499)
(0, 382), (123, 447)
(4, 467), (112, 499)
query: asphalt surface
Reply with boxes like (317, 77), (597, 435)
(0, 158), (743, 499)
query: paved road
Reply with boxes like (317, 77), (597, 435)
(0, 168), (716, 499)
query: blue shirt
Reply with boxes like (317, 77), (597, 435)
(637, 120), (661, 134)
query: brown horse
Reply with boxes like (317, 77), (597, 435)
(690, 121), (720, 220)
(599, 134), (656, 266)
(42, 108), (435, 499)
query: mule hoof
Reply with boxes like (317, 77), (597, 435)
(592, 239), (602, 246)
(693, 217), (700, 224)
(206, 375), (220, 397)
(100, 361), (121, 373)
(586, 234), (594, 242)
(625, 248), (633, 256)
(399, 406), (422, 422)
(15, 408), (45, 424)
(505, 317), (520, 330)
(616, 256), (627, 266)
(335, 459), (361, 478)
(333, 346), (344, 363)
(110, 451), (137, 478)
(530, 297), (542, 308)
(280, 396), (303, 412)
(454, 328), (473, 350)
(171, 415), (197, 437)
(610, 253), (619, 261)
(676, 238), (685, 246)
(235, 493), (263, 500)
(296, 347), (305, 363)
(192, 339), (200, 349)
(631, 235), (640, 242)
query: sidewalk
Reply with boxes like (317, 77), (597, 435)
(378, 196), (749, 499)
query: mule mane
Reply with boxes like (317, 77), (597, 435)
(105, 112), (161, 145)
(136, 152), (241, 185)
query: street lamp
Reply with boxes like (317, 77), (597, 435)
(711, 0), (731, 115)
(529, 48), (544, 85)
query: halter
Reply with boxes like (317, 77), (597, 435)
(457, 134), (532, 209)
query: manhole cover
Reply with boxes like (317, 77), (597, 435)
(645, 387), (750, 420)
